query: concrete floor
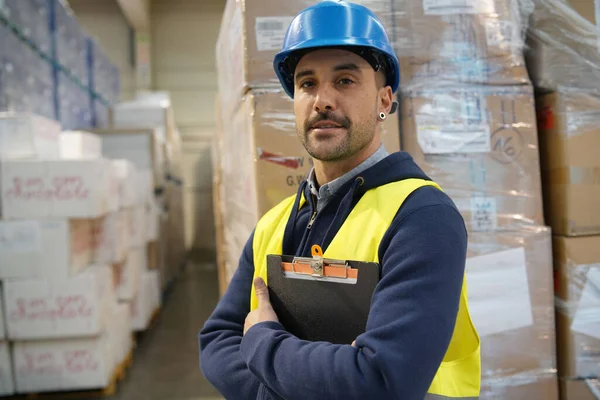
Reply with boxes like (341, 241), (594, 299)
(109, 262), (224, 400)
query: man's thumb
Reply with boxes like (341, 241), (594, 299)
(254, 277), (270, 305)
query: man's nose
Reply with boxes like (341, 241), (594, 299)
(313, 84), (337, 113)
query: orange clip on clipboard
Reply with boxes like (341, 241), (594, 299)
(266, 245), (380, 344)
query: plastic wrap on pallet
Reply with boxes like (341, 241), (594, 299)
(217, 88), (400, 284)
(389, 0), (534, 91)
(401, 84), (544, 232)
(55, 0), (89, 87)
(215, 0), (393, 110)
(90, 38), (120, 105)
(535, 90), (600, 236)
(466, 225), (559, 399)
(526, 0), (600, 93)
(553, 235), (600, 380)
(0, 24), (55, 121)
(0, 0), (52, 55)
(58, 70), (93, 130)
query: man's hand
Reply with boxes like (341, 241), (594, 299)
(244, 277), (279, 335)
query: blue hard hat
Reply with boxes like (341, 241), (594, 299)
(273, 0), (400, 99)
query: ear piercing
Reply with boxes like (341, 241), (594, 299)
(378, 112), (387, 121)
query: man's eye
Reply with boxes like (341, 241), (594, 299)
(338, 78), (354, 85)
(300, 81), (315, 88)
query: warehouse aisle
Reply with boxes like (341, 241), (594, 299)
(109, 262), (224, 400)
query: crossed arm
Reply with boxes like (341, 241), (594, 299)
(199, 204), (467, 400)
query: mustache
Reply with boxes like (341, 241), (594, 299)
(304, 111), (351, 133)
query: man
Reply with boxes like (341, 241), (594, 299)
(200, 1), (480, 399)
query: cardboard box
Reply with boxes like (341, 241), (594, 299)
(566, 0), (598, 25)
(536, 91), (600, 236)
(116, 248), (145, 302)
(1, 158), (115, 219)
(526, 0), (600, 92)
(389, 0), (530, 89)
(125, 205), (147, 249)
(216, 0), (394, 107)
(59, 131), (102, 159)
(0, 287), (5, 340)
(91, 211), (128, 265)
(131, 270), (160, 332)
(466, 226), (558, 399)
(553, 235), (600, 379)
(107, 303), (132, 371)
(560, 379), (600, 400)
(0, 112), (61, 160)
(112, 159), (140, 208)
(0, 342), (15, 396)
(94, 128), (166, 189)
(0, 219), (92, 280)
(3, 267), (112, 340)
(12, 336), (113, 393)
(401, 84), (544, 232)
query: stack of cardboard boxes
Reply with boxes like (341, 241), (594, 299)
(0, 115), (133, 395)
(106, 92), (186, 293)
(391, 0), (559, 397)
(0, 114), (162, 395)
(528, 0), (600, 398)
(214, 0), (401, 290)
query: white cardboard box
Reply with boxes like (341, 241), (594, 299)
(131, 271), (157, 332)
(0, 341), (15, 396)
(1, 159), (113, 218)
(12, 336), (112, 393)
(99, 130), (166, 189)
(116, 248), (145, 302)
(3, 267), (112, 340)
(112, 159), (140, 208)
(126, 205), (147, 249)
(91, 212), (128, 265)
(146, 199), (160, 242)
(0, 219), (92, 280)
(0, 113), (61, 160)
(108, 303), (132, 370)
(59, 131), (102, 159)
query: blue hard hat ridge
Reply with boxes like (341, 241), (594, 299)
(273, 0), (400, 98)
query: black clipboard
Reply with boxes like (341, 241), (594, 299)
(266, 245), (380, 344)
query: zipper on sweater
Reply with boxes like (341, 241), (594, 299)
(307, 211), (317, 229)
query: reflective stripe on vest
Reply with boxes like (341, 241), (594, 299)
(251, 178), (481, 399)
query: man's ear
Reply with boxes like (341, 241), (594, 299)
(379, 86), (394, 115)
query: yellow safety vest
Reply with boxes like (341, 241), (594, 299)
(251, 178), (481, 399)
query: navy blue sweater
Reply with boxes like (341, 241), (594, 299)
(199, 151), (468, 400)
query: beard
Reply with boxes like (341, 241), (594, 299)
(298, 110), (377, 162)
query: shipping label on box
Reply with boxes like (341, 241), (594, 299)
(0, 219), (92, 280)
(13, 337), (112, 393)
(0, 112), (61, 160)
(0, 342), (15, 396)
(1, 159), (111, 218)
(59, 131), (102, 159)
(3, 270), (107, 340)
